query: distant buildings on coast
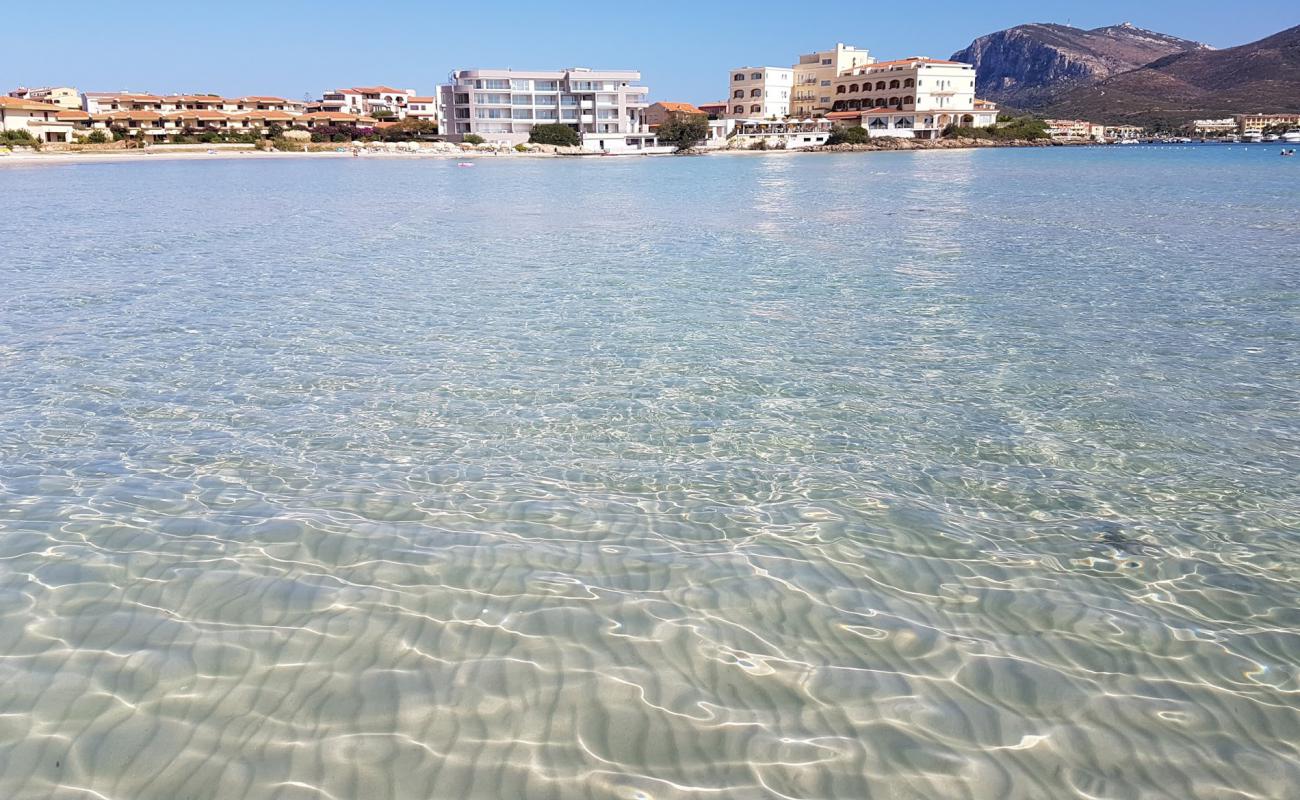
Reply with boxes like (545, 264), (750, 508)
(5, 49), (1299, 153)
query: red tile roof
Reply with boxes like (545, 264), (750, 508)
(653, 102), (703, 113)
(0, 96), (61, 112)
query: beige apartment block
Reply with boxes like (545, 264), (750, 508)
(791, 44), (874, 118)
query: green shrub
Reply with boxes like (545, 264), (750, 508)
(944, 117), (1048, 141)
(514, 143), (529, 152)
(826, 126), (870, 145)
(1, 129), (40, 149)
(655, 114), (709, 151)
(462, 133), (486, 145)
(527, 124), (580, 147)
(748, 139), (769, 150)
(376, 119), (439, 142)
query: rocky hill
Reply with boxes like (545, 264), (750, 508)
(951, 22), (1210, 109)
(1043, 25), (1300, 125)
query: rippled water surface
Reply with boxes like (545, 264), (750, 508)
(1, 147), (1298, 799)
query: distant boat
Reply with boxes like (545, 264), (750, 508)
(1263, 134), (1279, 142)
(1282, 132), (1300, 144)
(1242, 133), (1264, 143)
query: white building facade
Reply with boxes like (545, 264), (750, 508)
(439, 67), (651, 146)
(727, 67), (792, 120)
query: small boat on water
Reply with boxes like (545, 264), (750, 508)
(457, 162), (475, 168)
(1242, 133), (1264, 144)
(1282, 149), (1297, 158)
(1281, 132), (1300, 144)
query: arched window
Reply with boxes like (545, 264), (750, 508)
(848, 100), (861, 110)
(751, 72), (762, 80)
(876, 81), (886, 90)
(903, 95), (913, 106)
(734, 74), (745, 81)
(751, 104), (761, 113)
(836, 85), (846, 94)
(750, 88), (762, 97)
(849, 84), (859, 93)
(889, 97), (900, 106)
(904, 78), (915, 88)
(962, 114), (975, 126)
(733, 90), (743, 98)
(832, 100), (845, 112)
(875, 98), (887, 108)
(889, 80), (900, 89)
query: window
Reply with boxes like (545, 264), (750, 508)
(734, 73), (745, 81)
(562, 109), (578, 119)
(821, 58), (832, 65)
(750, 104), (760, 112)
(819, 96), (830, 103)
(890, 80), (900, 89)
(750, 89), (761, 98)
(534, 94), (557, 105)
(820, 80), (830, 87)
(876, 82), (886, 90)
(904, 79), (914, 88)
(751, 72), (762, 80)
(476, 79), (510, 90)
(734, 105), (743, 113)
(848, 84), (858, 93)
(535, 80), (559, 91)
(734, 90), (744, 98)
(536, 109), (557, 120)
(510, 79), (531, 90)
(512, 95), (533, 105)
(512, 109), (532, 119)
(474, 93), (511, 105)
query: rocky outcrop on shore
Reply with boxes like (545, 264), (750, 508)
(811, 137), (1050, 153)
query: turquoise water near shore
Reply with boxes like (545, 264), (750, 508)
(1, 146), (1298, 799)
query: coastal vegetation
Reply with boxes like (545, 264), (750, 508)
(826, 126), (871, 145)
(2, 129), (41, 149)
(528, 124), (581, 147)
(462, 133), (486, 145)
(655, 114), (709, 151)
(374, 119), (439, 141)
(943, 116), (1049, 140)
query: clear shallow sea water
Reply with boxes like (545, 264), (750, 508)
(0, 145), (1297, 800)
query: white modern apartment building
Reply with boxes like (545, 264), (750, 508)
(791, 44), (874, 118)
(727, 67), (792, 120)
(439, 67), (652, 147)
(824, 58), (996, 138)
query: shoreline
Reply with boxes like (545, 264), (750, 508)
(0, 137), (1079, 168)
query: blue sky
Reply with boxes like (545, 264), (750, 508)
(2, 1), (1294, 103)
